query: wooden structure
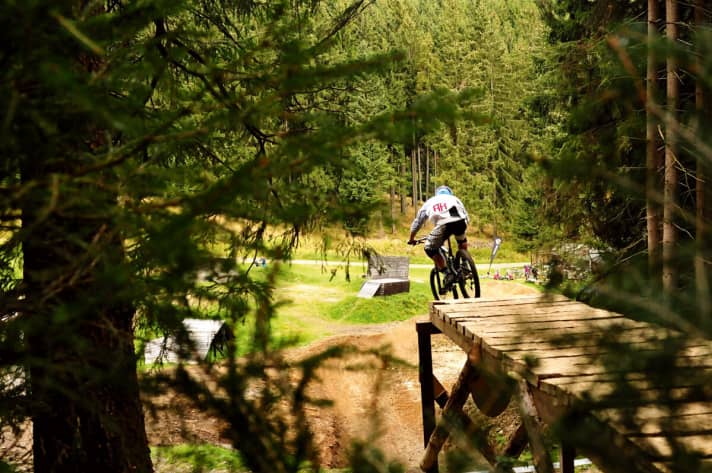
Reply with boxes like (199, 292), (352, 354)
(360, 255), (410, 297)
(144, 318), (234, 364)
(417, 294), (712, 473)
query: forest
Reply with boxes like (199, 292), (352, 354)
(0, 0), (711, 472)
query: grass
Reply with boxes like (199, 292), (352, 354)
(324, 291), (432, 324)
(152, 444), (245, 473)
(179, 262), (434, 358)
(322, 267), (433, 324)
(139, 244), (534, 361)
(263, 263), (433, 345)
(137, 245), (531, 365)
(152, 444), (349, 473)
(0, 461), (16, 473)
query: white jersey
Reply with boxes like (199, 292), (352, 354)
(410, 194), (469, 233)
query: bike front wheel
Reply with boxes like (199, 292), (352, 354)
(455, 250), (481, 298)
(429, 267), (459, 301)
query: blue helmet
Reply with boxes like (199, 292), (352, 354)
(435, 185), (453, 196)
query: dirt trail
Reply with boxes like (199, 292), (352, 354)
(2, 281), (538, 472)
(288, 281), (538, 469)
(144, 280), (539, 471)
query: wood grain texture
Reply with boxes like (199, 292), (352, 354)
(429, 295), (712, 470)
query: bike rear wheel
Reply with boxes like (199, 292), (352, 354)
(429, 268), (459, 300)
(455, 249), (481, 298)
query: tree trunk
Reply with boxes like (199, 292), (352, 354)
(694, 0), (711, 315)
(417, 144), (423, 202)
(425, 147), (430, 197)
(22, 5), (152, 473)
(646, 0), (662, 276)
(23, 172), (152, 473)
(411, 147), (418, 213)
(662, 0), (679, 294)
(390, 185), (396, 234)
(400, 158), (407, 215)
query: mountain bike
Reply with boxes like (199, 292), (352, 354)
(413, 237), (481, 300)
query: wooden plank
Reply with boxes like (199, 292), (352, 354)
(429, 295), (712, 472)
(490, 341), (712, 360)
(431, 294), (570, 309)
(529, 387), (666, 473)
(548, 365), (712, 388)
(481, 339), (705, 385)
(442, 309), (625, 324)
(456, 317), (651, 334)
(376, 278), (410, 296)
(438, 302), (584, 318)
(444, 308), (629, 324)
(463, 326), (673, 345)
(600, 404), (712, 461)
(431, 326), (708, 388)
(528, 355), (712, 379)
(451, 317), (645, 334)
(612, 412), (712, 436)
(540, 371), (712, 401)
(428, 377), (500, 465)
(429, 313), (476, 354)
(654, 459), (712, 473)
(535, 355), (712, 383)
(488, 331), (693, 352)
(547, 384), (712, 408)
(596, 402), (712, 422)
(441, 304), (598, 318)
(442, 304), (620, 320)
(454, 316), (652, 333)
(628, 433), (712, 459)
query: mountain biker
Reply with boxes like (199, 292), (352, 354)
(408, 185), (469, 294)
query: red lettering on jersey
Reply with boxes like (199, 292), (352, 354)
(432, 202), (448, 213)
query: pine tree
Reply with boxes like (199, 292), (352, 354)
(0, 1), (469, 471)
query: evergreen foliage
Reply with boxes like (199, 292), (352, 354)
(0, 1), (472, 472)
(4, 0), (708, 471)
(533, 1), (712, 470)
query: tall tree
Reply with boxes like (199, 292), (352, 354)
(14, 3), (151, 471)
(1, 2), (474, 472)
(646, 0), (662, 275)
(662, 0), (679, 293)
(694, 0), (711, 316)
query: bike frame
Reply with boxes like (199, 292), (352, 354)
(413, 235), (479, 300)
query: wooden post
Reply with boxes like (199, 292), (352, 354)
(514, 377), (554, 473)
(417, 322), (438, 451)
(420, 360), (477, 472)
(432, 376), (449, 408)
(559, 443), (575, 473)
(430, 375), (500, 466)
(500, 423), (528, 461)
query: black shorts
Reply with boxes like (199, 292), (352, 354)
(424, 220), (467, 255)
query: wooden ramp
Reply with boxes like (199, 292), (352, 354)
(417, 294), (712, 473)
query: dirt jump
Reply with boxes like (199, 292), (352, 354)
(144, 280), (539, 471)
